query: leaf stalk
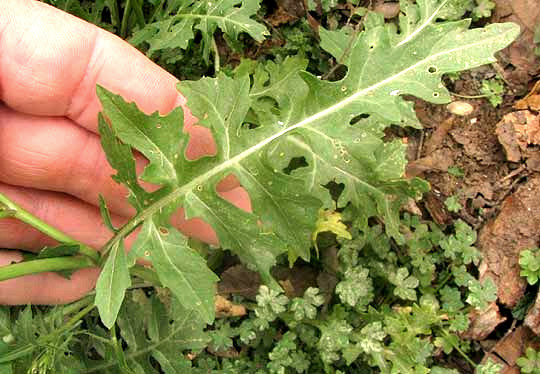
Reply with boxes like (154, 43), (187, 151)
(0, 256), (95, 282)
(0, 192), (99, 263)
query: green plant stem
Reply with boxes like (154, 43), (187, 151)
(132, 0), (146, 29)
(0, 257), (95, 282)
(212, 36), (220, 73)
(120, 0), (132, 38)
(442, 330), (476, 367)
(49, 295), (95, 322)
(150, 0), (166, 22)
(107, 0), (121, 28)
(48, 303), (96, 340)
(0, 193), (99, 263)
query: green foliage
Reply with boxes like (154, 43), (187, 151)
(43, 0), (117, 31)
(335, 266), (374, 308)
(389, 267), (419, 301)
(466, 277), (497, 310)
(0, 215), (500, 373)
(290, 287), (325, 321)
(520, 248), (540, 285)
(444, 195), (462, 212)
(476, 359), (503, 374)
(440, 0), (496, 21)
(270, 19), (332, 75)
(517, 348), (540, 374)
(254, 286), (289, 328)
(440, 220), (481, 265)
(130, 0), (268, 63)
(480, 77), (505, 107)
(447, 166), (465, 178)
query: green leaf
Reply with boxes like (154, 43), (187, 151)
(520, 249), (540, 285)
(389, 267), (419, 301)
(99, 194), (118, 233)
(110, 291), (208, 373)
(466, 277), (497, 310)
(130, 221), (218, 324)
(254, 286), (288, 328)
(439, 286), (464, 313)
(290, 287), (325, 321)
(95, 241), (131, 329)
(97, 0), (519, 327)
(130, 0), (268, 62)
(440, 220), (480, 265)
(312, 210), (352, 252)
(517, 347), (540, 374)
(444, 195), (462, 212)
(336, 266), (374, 309)
(0, 308), (10, 337)
(476, 359), (502, 374)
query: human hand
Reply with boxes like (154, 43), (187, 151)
(0, 0), (248, 304)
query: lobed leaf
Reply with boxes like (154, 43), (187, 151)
(130, 0), (268, 62)
(96, 0), (519, 327)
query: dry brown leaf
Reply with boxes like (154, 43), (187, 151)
(478, 175), (540, 308)
(493, 0), (540, 78)
(496, 110), (540, 162)
(482, 326), (540, 374)
(461, 302), (506, 340)
(215, 295), (247, 318)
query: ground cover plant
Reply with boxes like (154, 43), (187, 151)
(1, 0), (538, 372)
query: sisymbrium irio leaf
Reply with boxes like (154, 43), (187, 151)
(95, 241), (131, 329)
(110, 291), (208, 373)
(129, 220), (218, 324)
(96, 0), (519, 327)
(130, 0), (268, 62)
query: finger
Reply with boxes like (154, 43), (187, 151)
(0, 105), (242, 218)
(0, 1), (181, 130)
(0, 183), (222, 250)
(0, 0), (219, 159)
(0, 183), (121, 251)
(0, 250), (100, 305)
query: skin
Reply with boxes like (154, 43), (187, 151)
(0, 0), (249, 304)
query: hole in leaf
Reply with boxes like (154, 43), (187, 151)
(350, 113), (370, 125)
(428, 66), (437, 74)
(184, 124), (217, 161)
(243, 122), (260, 129)
(283, 156), (308, 175)
(432, 91), (440, 98)
(327, 65), (348, 82)
(216, 174), (252, 213)
(325, 181), (345, 202)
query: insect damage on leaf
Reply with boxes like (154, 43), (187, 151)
(95, 0), (519, 328)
